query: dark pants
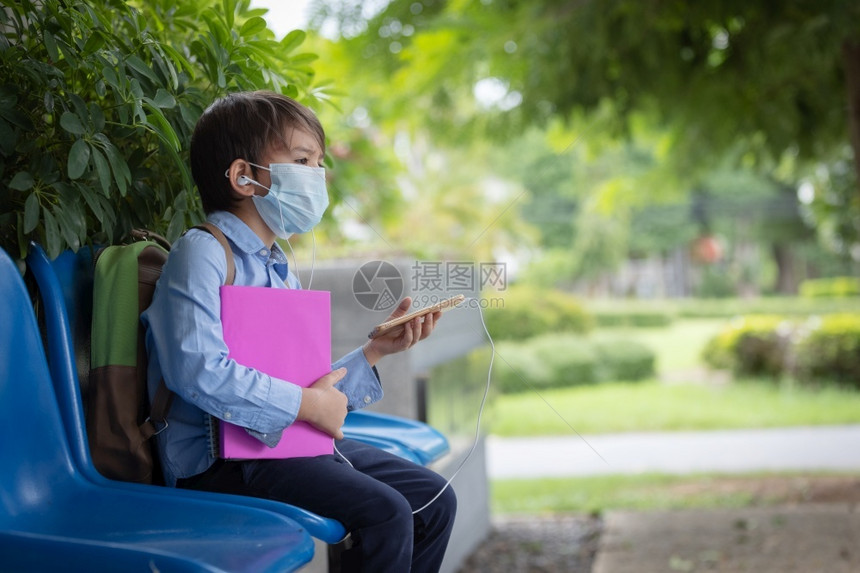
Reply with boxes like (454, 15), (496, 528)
(177, 439), (457, 572)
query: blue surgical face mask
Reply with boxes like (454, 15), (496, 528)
(238, 162), (329, 238)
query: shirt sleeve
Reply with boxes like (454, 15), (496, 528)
(144, 231), (303, 436)
(333, 347), (384, 410)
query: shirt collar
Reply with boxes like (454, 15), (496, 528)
(207, 211), (291, 280)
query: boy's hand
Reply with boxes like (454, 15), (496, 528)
(298, 368), (348, 439)
(362, 297), (440, 366)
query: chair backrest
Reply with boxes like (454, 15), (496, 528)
(25, 243), (104, 483)
(41, 245), (96, 394)
(0, 248), (75, 520)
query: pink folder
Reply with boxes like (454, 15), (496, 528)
(217, 285), (334, 459)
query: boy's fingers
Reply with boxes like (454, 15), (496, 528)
(388, 297), (412, 319)
(312, 367), (347, 389)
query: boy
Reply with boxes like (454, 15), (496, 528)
(142, 91), (456, 572)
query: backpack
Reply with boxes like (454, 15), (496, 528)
(87, 225), (234, 484)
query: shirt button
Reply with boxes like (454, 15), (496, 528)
(259, 249), (268, 256)
(363, 395), (371, 404)
(224, 411), (232, 419)
(262, 433), (268, 438)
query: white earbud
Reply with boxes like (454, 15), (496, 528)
(238, 175), (252, 186)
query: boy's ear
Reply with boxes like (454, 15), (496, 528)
(225, 159), (256, 197)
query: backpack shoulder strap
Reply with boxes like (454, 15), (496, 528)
(192, 223), (235, 286)
(147, 224), (235, 438)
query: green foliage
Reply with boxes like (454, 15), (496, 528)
(493, 335), (596, 394)
(799, 276), (860, 298)
(794, 314), (860, 388)
(484, 285), (592, 341)
(493, 333), (655, 394)
(675, 297), (859, 318)
(317, 0), (856, 165)
(0, 0), (323, 259)
(701, 315), (788, 376)
(703, 313), (860, 386)
(311, 0), (860, 266)
(594, 339), (656, 381)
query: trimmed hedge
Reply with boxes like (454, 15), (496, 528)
(594, 339), (657, 381)
(484, 285), (592, 341)
(701, 315), (789, 377)
(702, 313), (860, 387)
(493, 334), (656, 394)
(799, 277), (860, 298)
(794, 314), (860, 388)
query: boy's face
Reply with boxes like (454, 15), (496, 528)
(254, 127), (325, 191)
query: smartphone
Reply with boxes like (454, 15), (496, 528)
(367, 294), (466, 339)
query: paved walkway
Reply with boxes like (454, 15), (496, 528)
(487, 425), (860, 479)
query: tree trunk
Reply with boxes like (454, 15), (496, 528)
(842, 40), (860, 191)
(771, 243), (797, 295)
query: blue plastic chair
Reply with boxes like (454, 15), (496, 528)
(25, 243), (348, 545)
(342, 410), (450, 466)
(0, 247), (314, 572)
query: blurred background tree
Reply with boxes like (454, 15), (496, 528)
(302, 0), (860, 291)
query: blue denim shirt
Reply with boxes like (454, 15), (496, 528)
(141, 211), (383, 486)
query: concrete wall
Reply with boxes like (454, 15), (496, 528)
(308, 259), (491, 572)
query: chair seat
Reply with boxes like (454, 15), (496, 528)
(3, 484), (314, 573)
(344, 410), (450, 465)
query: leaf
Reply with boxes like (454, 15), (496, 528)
(159, 43), (195, 77)
(0, 118), (15, 155)
(101, 139), (130, 196)
(288, 53), (319, 66)
(23, 192), (40, 232)
(89, 102), (105, 131)
(91, 146), (111, 195)
(152, 88), (176, 109)
(67, 139), (91, 180)
(281, 30), (306, 54)
(126, 54), (159, 85)
(167, 204), (186, 241)
(9, 171), (34, 191)
(240, 16), (268, 38)
(101, 65), (121, 90)
(68, 94), (89, 125)
(43, 209), (61, 258)
(60, 111), (86, 135)
(43, 90), (54, 113)
(222, 0), (236, 30)
(43, 30), (59, 62)
(79, 184), (105, 220)
(82, 29), (105, 55)
(143, 100), (180, 150)
(52, 202), (82, 251)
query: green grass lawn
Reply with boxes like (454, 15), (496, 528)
(591, 318), (725, 372)
(488, 317), (860, 437)
(490, 472), (857, 515)
(488, 378), (860, 436)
